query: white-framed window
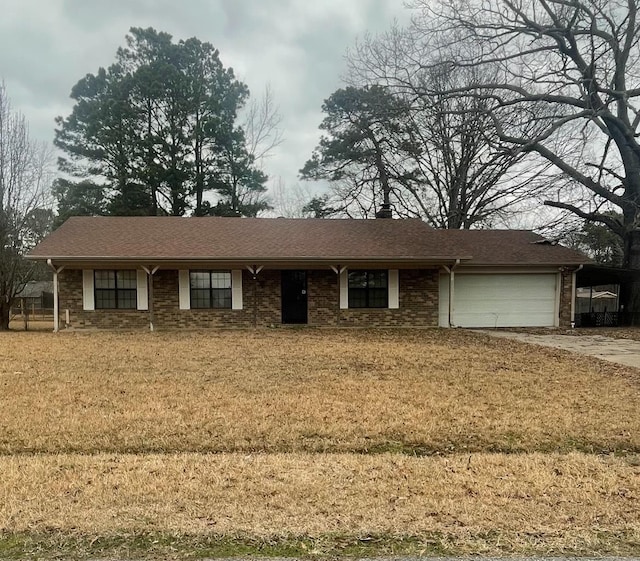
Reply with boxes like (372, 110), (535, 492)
(348, 270), (388, 308)
(339, 268), (399, 310)
(189, 271), (232, 309)
(82, 269), (148, 311)
(94, 270), (137, 309)
(179, 269), (243, 310)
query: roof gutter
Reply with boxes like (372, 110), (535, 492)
(26, 255), (474, 265)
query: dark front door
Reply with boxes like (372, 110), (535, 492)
(281, 270), (308, 324)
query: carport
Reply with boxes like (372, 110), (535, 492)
(576, 264), (640, 326)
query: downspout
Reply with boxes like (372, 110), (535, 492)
(253, 269), (258, 328)
(46, 259), (64, 333)
(571, 264), (583, 328)
(442, 259), (460, 328)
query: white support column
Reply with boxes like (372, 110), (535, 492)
(142, 266), (159, 331)
(53, 269), (59, 333)
(570, 265), (583, 328)
(47, 259), (64, 332)
(449, 268), (455, 327)
(447, 259), (460, 328)
(331, 265), (347, 322)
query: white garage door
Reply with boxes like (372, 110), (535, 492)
(439, 273), (558, 328)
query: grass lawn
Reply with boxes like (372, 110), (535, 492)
(1, 329), (639, 558)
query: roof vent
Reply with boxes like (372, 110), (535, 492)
(533, 238), (559, 246)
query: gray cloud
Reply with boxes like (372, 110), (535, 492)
(1, 0), (411, 203)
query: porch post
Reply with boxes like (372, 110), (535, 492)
(47, 259), (64, 333)
(142, 266), (159, 332)
(330, 265), (346, 325)
(53, 272), (58, 332)
(246, 265), (263, 328)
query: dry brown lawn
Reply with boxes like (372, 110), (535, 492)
(1, 328), (639, 557)
(575, 327), (640, 341)
(0, 451), (638, 555)
(0, 329), (638, 455)
(509, 326), (640, 341)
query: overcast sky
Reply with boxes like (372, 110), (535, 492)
(1, 0), (412, 209)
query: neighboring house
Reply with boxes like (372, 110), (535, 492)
(27, 217), (589, 331)
(576, 287), (618, 315)
(13, 280), (54, 313)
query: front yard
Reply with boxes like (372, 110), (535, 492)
(1, 329), (639, 558)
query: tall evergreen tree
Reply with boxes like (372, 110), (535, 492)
(55, 27), (269, 217)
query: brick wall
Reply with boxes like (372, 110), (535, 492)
(58, 269), (149, 330)
(559, 268), (574, 329)
(58, 267), (575, 330)
(57, 268), (440, 330)
(339, 269), (439, 327)
(308, 270), (340, 326)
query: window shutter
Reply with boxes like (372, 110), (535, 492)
(339, 269), (349, 309)
(232, 270), (243, 310)
(388, 269), (399, 309)
(82, 270), (95, 311)
(137, 270), (148, 311)
(178, 270), (190, 310)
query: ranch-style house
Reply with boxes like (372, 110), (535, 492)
(27, 216), (589, 331)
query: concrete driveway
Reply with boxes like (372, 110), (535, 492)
(480, 331), (640, 368)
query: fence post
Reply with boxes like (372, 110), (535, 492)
(22, 297), (28, 331)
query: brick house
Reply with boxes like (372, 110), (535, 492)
(27, 216), (589, 331)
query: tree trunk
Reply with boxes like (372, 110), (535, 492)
(619, 229), (640, 325)
(0, 300), (10, 331)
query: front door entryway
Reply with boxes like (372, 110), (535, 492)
(281, 270), (308, 324)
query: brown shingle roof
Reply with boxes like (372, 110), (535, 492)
(28, 216), (461, 263)
(28, 216), (589, 266)
(429, 229), (590, 266)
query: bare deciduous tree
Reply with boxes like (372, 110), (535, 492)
(0, 83), (53, 330)
(269, 177), (317, 218)
(411, 0), (640, 308)
(302, 23), (549, 227)
(242, 84), (284, 165)
(415, 0), (640, 312)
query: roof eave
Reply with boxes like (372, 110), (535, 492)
(27, 255), (474, 264)
(460, 261), (590, 267)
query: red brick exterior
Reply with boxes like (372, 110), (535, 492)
(57, 268), (441, 330)
(559, 268), (574, 329)
(56, 267), (575, 330)
(338, 269), (439, 327)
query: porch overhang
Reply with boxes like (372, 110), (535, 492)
(577, 264), (640, 287)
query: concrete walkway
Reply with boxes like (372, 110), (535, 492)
(480, 331), (640, 368)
